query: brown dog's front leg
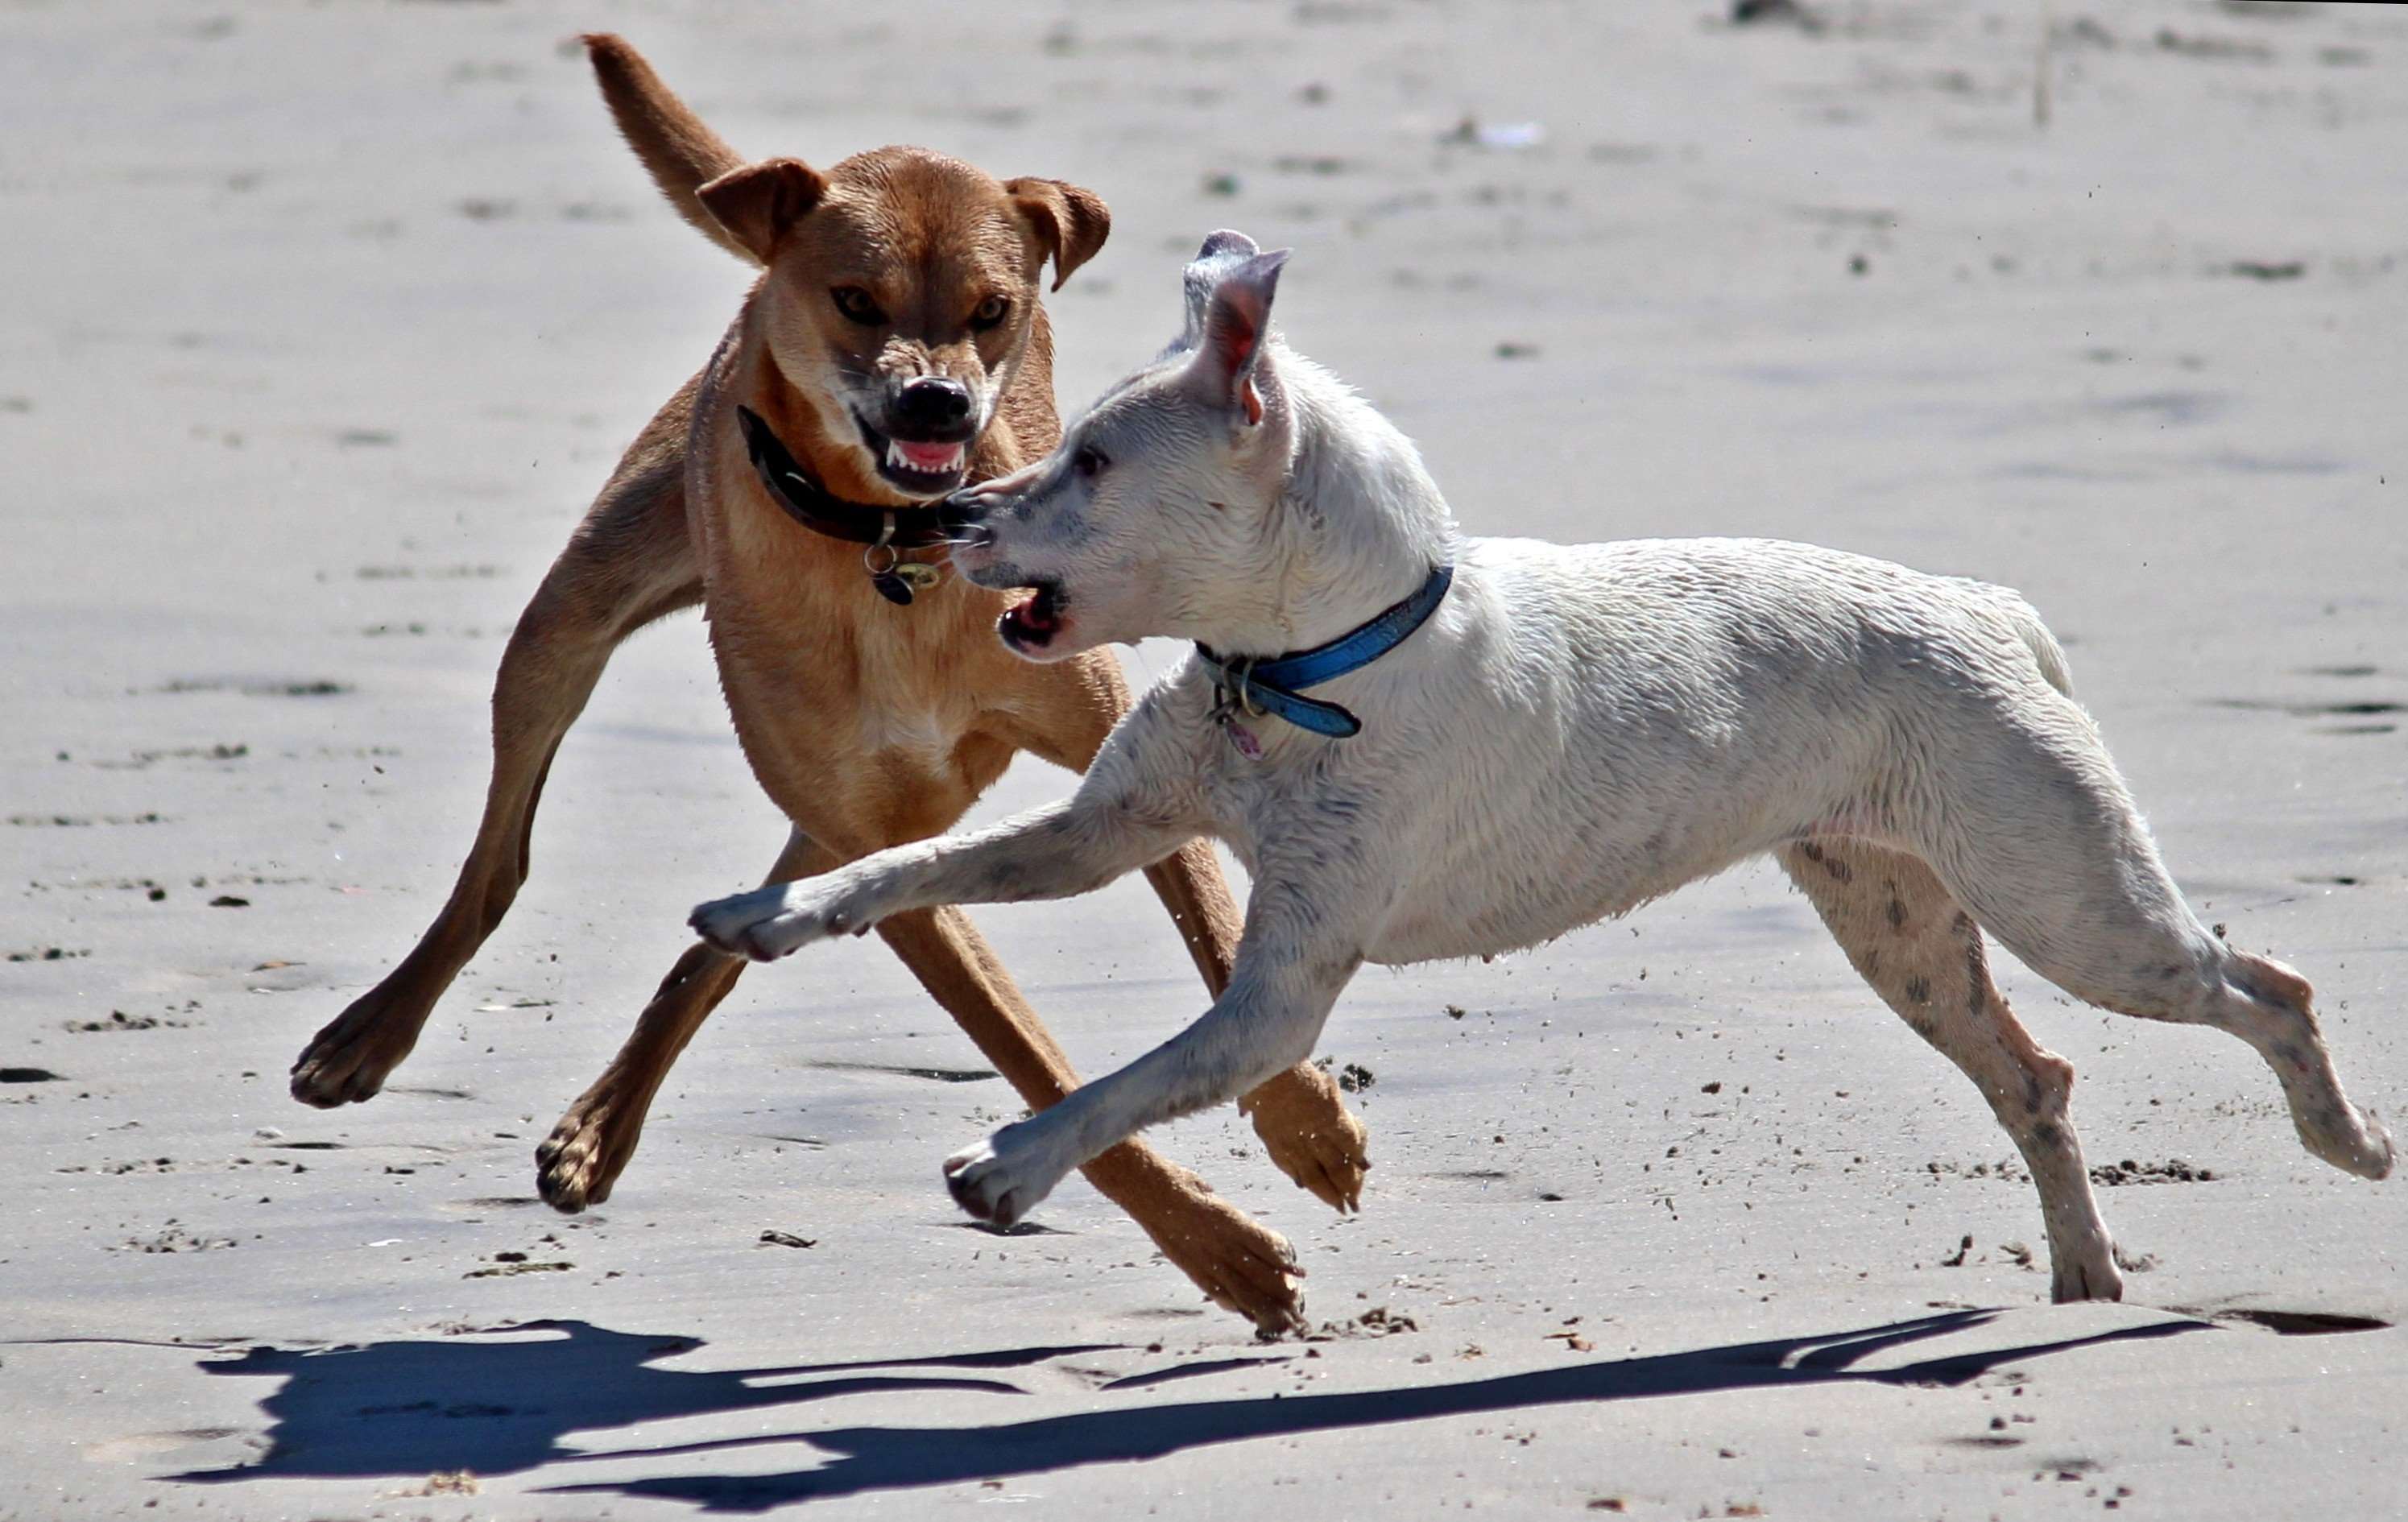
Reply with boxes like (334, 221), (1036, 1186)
(292, 413), (701, 1109)
(1140, 840), (1370, 1213)
(537, 826), (836, 1212)
(876, 903), (1305, 1333)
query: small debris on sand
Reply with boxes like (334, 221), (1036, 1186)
(2091, 1158), (2216, 1186)
(464, 1254), (573, 1278)
(116, 1225), (235, 1253)
(388, 1470), (479, 1497)
(1307, 1305), (1419, 1342)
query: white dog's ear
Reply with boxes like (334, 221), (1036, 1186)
(1177, 230), (1261, 347)
(1185, 248), (1289, 425)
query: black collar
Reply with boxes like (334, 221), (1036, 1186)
(734, 405), (952, 550)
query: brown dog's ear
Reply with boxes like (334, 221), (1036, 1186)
(696, 157), (826, 263)
(1005, 178), (1111, 292)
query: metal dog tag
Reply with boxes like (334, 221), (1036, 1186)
(870, 561), (940, 606)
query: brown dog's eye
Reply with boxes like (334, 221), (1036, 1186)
(970, 295), (1010, 331)
(830, 286), (885, 326)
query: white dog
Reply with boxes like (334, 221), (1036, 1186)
(693, 231), (2391, 1304)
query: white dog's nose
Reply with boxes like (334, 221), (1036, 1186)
(943, 457), (1046, 530)
(937, 488), (990, 537)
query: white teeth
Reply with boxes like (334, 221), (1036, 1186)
(886, 440), (965, 475)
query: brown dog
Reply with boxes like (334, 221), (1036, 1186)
(287, 35), (1367, 1330)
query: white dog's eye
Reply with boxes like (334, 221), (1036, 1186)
(1074, 445), (1107, 479)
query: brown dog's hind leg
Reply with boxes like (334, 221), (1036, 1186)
(292, 396), (702, 1107)
(538, 825), (834, 1211)
(1778, 839), (2123, 1304)
(879, 903), (1306, 1333)
(1013, 651), (1372, 1215)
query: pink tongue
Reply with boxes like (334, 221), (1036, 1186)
(896, 440), (961, 472)
(1010, 592), (1055, 631)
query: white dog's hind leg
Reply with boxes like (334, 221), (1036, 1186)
(2206, 953), (2393, 1178)
(1915, 702), (2394, 1185)
(2009, 927), (2393, 1182)
(1781, 840), (2122, 1303)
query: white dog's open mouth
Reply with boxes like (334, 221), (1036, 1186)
(999, 580), (1067, 653)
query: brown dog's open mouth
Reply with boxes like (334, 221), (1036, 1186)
(855, 413), (972, 497)
(999, 580), (1067, 653)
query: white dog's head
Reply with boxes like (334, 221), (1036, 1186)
(943, 231), (1301, 661)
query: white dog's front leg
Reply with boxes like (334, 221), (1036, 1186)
(687, 855), (917, 962)
(689, 791), (1200, 962)
(942, 886), (1367, 1226)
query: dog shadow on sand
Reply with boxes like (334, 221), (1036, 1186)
(166, 1308), (2209, 1508)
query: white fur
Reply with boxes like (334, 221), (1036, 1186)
(693, 239), (2391, 1302)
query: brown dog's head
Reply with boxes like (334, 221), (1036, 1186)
(697, 148), (1108, 502)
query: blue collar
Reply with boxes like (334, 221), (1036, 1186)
(1196, 564), (1454, 739)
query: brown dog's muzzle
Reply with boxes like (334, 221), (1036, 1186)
(854, 377), (983, 495)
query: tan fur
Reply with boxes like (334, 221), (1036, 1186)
(288, 35), (1366, 1331)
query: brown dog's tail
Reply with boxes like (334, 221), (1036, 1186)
(581, 33), (757, 266)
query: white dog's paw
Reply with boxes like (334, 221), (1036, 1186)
(687, 881), (874, 962)
(942, 1130), (1064, 1229)
(2304, 1103), (2394, 1181)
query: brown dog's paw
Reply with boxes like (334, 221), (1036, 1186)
(1140, 1185), (1306, 1336)
(536, 1095), (642, 1213)
(1241, 1064), (1372, 1214)
(288, 992), (420, 1108)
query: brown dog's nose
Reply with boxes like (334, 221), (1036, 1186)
(898, 377), (972, 432)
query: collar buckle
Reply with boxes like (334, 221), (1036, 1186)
(1208, 657), (1268, 727)
(1195, 563), (1454, 742)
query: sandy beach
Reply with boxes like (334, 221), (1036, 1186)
(3, 1), (2404, 1516)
